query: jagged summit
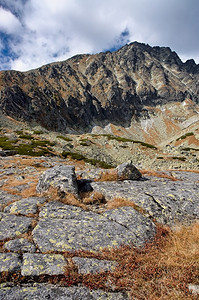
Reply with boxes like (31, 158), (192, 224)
(0, 42), (199, 139)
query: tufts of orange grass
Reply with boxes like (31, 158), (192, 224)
(105, 197), (146, 215)
(95, 169), (118, 182)
(41, 186), (87, 210)
(141, 169), (179, 181)
(76, 222), (199, 299)
(82, 191), (106, 205)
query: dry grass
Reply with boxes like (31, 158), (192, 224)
(41, 186), (87, 210)
(0, 220), (198, 299)
(105, 197), (146, 215)
(81, 191), (106, 205)
(141, 169), (179, 181)
(77, 222), (199, 299)
(95, 169), (118, 182)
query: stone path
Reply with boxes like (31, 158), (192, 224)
(0, 157), (198, 299)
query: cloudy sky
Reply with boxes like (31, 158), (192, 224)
(0, 0), (199, 71)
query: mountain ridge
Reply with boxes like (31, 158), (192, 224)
(0, 42), (199, 144)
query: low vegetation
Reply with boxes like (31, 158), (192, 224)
(0, 222), (198, 299)
(176, 132), (194, 141)
(182, 147), (199, 152)
(172, 156), (186, 162)
(0, 136), (54, 156)
(98, 134), (158, 149)
(62, 151), (114, 169)
(57, 135), (73, 142)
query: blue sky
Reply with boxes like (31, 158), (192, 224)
(0, 0), (199, 71)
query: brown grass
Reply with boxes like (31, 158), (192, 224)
(140, 169), (179, 181)
(42, 187), (87, 210)
(0, 223), (198, 298)
(78, 222), (199, 299)
(81, 191), (106, 205)
(105, 197), (146, 215)
(95, 169), (118, 182)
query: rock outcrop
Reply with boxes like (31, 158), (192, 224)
(0, 155), (198, 299)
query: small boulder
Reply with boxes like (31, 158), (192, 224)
(116, 161), (142, 180)
(36, 165), (78, 197)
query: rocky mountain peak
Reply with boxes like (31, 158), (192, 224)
(0, 42), (199, 138)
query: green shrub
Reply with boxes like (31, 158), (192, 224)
(33, 130), (43, 134)
(19, 134), (33, 140)
(15, 130), (24, 135)
(57, 135), (73, 142)
(99, 134), (157, 149)
(182, 147), (199, 152)
(62, 151), (114, 169)
(172, 156), (186, 161)
(31, 140), (55, 147)
(176, 132), (194, 141)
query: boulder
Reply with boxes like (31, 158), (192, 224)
(116, 161), (142, 180)
(36, 165), (78, 197)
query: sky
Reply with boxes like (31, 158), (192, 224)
(0, 0), (199, 71)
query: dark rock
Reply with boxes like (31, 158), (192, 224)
(72, 257), (119, 274)
(0, 283), (129, 299)
(36, 165), (78, 197)
(0, 214), (33, 240)
(4, 238), (36, 252)
(21, 253), (67, 276)
(116, 161), (142, 180)
(0, 150), (17, 157)
(0, 253), (21, 273)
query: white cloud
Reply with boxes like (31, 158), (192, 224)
(0, 0), (199, 71)
(0, 7), (22, 34)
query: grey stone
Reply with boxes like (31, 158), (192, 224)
(21, 253), (67, 276)
(39, 201), (97, 220)
(0, 150), (17, 156)
(0, 253), (21, 273)
(0, 191), (20, 211)
(4, 197), (46, 215)
(102, 206), (156, 246)
(116, 162), (142, 180)
(0, 283), (129, 299)
(33, 214), (136, 252)
(72, 257), (119, 274)
(91, 174), (199, 225)
(4, 238), (36, 252)
(37, 165), (78, 196)
(0, 178), (8, 187)
(0, 214), (33, 240)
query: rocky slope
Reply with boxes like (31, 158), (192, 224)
(0, 42), (199, 145)
(0, 156), (198, 299)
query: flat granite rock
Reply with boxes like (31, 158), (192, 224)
(102, 206), (156, 246)
(3, 238), (36, 253)
(91, 174), (199, 225)
(0, 283), (129, 300)
(0, 253), (21, 273)
(72, 257), (119, 274)
(39, 201), (98, 220)
(21, 253), (67, 276)
(4, 197), (46, 215)
(0, 191), (20, 211)
(33, 204), (155, 252)
(36, 165), (78, 197)
(0, 214), (33, 240)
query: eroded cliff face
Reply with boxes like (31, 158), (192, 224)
(0, 42), (199, 137)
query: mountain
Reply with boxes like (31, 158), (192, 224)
(0, 42), (199, 146)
